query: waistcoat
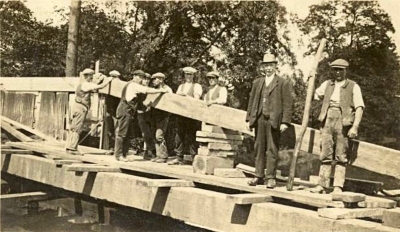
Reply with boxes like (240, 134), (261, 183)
(75, 83), (91, 109)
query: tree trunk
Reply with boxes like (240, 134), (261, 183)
(65, 0), (81, 77)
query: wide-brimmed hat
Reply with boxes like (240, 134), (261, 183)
(183, 67), (197, 74)
(206, 71), (219, 78)
(330, 59), (349, 69)
(151, 72), (166, 79)
(261, 53), (278, 64)
(82, 68), (95, 75)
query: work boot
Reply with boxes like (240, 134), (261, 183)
(247, 177), (264, 186)
(143, 150), (156, 160)
(168, 157), (183, 165)
(66, 149), (83, 156)
(116, 156), (128, 162)
(310, 185), (326, 194)
(266, 178), (276, 189)
(331, 186), (343, 194)
(155, 158), (167, 163)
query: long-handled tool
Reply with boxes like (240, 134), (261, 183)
(77, 119), (103, 145)
(286, 38), (327, 191)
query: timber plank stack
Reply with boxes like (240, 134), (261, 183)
(193, 123), (244, 175)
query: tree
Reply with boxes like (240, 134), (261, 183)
(297, 1), (400, 146)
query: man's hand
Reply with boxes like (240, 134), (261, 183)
(160, 88), (168, 93)
(246, 122), (253, 132)
(280, 123), (289, 132)
(348, 126), (358, 139)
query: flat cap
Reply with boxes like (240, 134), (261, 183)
(145, 73), (151, 79)
(109, 70), (120, 77)
(206, 71), (219, 78)
(261, 53), (278, 63)
(183, 67), (197, 74)
(330, 59), (349, 69)
(82, 68), (95, 75)
(132, 70), (146, 77)
(151, 72), (166, 79)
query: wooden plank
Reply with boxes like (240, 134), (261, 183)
(358, 196), (397, 209)
(0, 192), (51, 202)
(196, 137), (242, 145)
(207, 143), (239, 151)
(1, 121), (34, 142)
(0, 77), (79, 92)
(198, 147), (236, 157)
(332, 192), (366, 203)
(383, 208), (400, 229)
(1, 149), (33, 154)
(201, 124), (240, 135)
(65, 164), (121, 173)
(54, 160), (83, 165)
(54, 92), (69, 140)
(137, 179), (195, 188)
(227, 193), (272, 204)
(36, 92), (56, 137)
(318, 208), (384, 220)
(1, 92), (36, 127)
(196, 131), (243, 141)
(1, 115), (54, 141)
(214, 168), (247, 178)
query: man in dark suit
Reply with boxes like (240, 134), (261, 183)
(246, 53), (293, 188)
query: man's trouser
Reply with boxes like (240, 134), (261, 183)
(137, 112), (155, 153)
(174, 116), (199, 159)
(65, 103), (88, 151)
(114, 113), (135, 158)
(151, 111), (170, 159)
(319, 107), (350, 188)
(254, 115), (280, 179)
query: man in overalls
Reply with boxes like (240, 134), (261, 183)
(168, 67), (203, 165)
(65, 68), (113, 155)
(311, 59), (364, 194)
(114, 70), (167, 162)
(149, 72), (173, 163)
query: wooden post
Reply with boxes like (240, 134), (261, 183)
(286, 38), (327, 191)
(65, 0), (81, 77)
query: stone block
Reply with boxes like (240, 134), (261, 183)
(193, 155), (234, 175)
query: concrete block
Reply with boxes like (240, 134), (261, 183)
(198, 146), (236, 157)
(193, 155), (234, 175)
(332, 192), (366, 203)
(196, 131), (243, 141)
(214, 168), (246, 178)
(207, 143), (239, 151)
(382, 208), (400, 229)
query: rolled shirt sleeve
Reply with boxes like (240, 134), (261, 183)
(216, 86), (228, 105)
(314, 80), (328, 100)
(353, 84), (365, 109)
(126, 82), (149, 102)
(194, 83), (203, 98)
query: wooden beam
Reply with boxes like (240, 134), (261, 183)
(1, 121), (34, 142)
(1, 115), (55, 141)
(196, 131), (244, 140)
(137, 179), (194, 188)
(54, 160), (83, 165)
(358, 196), (397, 209)
(1, 149), (33, 154)
(0, 78), (79, 92)
(65, 164), (121, 173)
(0, 192), (51, 202)
(318, 208), (384, 220)
(227, 193), (272, 205)
(332, 192), (366, 203)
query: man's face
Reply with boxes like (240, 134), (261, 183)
(85, 74), (94, 82)
(142, 78), (150, 86)
(208, 76), (218, 86)
(184, 73), (194, 83)
(132, 75), (143, 84)
(152, 77), (162, 87)
(260, 62), (276, 77)
(332, 68), (346, 81)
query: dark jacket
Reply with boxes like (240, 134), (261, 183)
(246, 75), (293, 129)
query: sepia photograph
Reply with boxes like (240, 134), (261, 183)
(1, 0), (400, 231)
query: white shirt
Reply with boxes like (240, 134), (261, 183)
(265, 74), (275, 87)
(204, 85), (228, 105)
(315, 80), (365, 109)
(176, 82), (203, 98)
(125, 82), (150, 102)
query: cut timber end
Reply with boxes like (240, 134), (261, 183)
(382, 208), (400, 229)
(331, 192), (366, 203)
(227, 193), (272, 205)
(196, 131), (243, 141)
(213, 168), (246, 178)
(65, 164), (121, 173)
(1, 149), (33, 154)
(358, 196), (397, 209)
(318, 208), (384, 220)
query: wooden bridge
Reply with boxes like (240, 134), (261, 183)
(1, 77), (400, 231)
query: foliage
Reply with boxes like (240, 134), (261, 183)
(296, 1), (400, 146)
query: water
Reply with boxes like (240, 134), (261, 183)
(1, 200), (211, 232)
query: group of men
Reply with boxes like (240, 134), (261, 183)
(65, 53), (364, 193)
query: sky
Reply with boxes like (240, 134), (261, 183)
(24, 0), (400, 76)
